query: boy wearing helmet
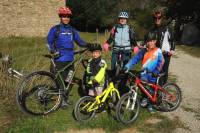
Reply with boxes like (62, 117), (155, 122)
(124, 32), (164, 113)
(103, 11), (137, 76)
(85, 44), (107, 96)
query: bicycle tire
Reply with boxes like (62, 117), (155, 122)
(74, 96), (96, 121)
(156, 83), (182, 112)
(115, 61), (123, 77)
(116, 92), (140, 124)
(16, 71), (62, 116)
(81, 72), (89, 95)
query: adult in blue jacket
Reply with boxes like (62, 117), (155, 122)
(47, 7), (91, 82)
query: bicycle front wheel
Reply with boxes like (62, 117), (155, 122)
(158, 83), (182, 112)
(74, 96), (96, 121)
(116, 92), (140, 124)
(16, 71), (62, 116)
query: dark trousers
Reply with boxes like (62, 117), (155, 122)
(50, 61), (73, 81)
(161, 54), (171, 85)
(111, 51), (131, 70)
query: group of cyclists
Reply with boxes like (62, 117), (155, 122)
(47, 6), (175, 113)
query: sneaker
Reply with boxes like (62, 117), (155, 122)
(147, 106), (155, 114)
(140, 98), (148, 107)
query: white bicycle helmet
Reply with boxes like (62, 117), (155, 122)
(118, 12), (129, 19)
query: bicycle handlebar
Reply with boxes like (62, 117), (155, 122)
(127, 69), (165, 78)
(43, 48), (88, 59)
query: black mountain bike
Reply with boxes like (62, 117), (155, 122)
(16, 49), (88, 116)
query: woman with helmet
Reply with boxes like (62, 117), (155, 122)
(84, 43), (107, 96)
(103, 11), (137, 76)
(124, 31), (164, 113)
(47, 7), (92, 106)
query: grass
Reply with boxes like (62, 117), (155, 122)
(0, 35), (183, 133)
(177, 45), (200, 58)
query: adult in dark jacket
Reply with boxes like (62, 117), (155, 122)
(147, 10), (175, 85)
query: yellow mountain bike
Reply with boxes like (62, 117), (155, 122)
(74, 80), (120, 121)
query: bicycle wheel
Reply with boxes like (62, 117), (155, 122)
(115, 61), (123, 77)
(16, 71), (62, 116)
(157, 83), (182, 112)
(74, 96), (96, 121)
(81, 72), (89, 95)
(116, 92), (140, 124)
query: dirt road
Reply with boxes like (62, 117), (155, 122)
(163, 48), (200, 133)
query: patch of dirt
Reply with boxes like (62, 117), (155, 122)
(146, 118), (162, 124)
(57, 128), (105, 133)
(119, 128), (140, 133)
(162, 49), (200, 132)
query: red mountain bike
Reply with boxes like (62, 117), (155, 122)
(116, 70), (182, 124)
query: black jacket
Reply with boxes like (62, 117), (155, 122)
(146, 25), (175, 51)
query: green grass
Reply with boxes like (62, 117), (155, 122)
(0, 35), (183, 133)
(177, 45), (200, 58)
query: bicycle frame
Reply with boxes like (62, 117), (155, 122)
(85, 82), (120, 112)
(49, 49), (88, 91)
(129, 72), (176, 103)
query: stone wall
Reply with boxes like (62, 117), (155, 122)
(0, 0), (65, 37)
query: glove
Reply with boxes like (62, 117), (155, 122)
(123, 67), (129, 73)
(103, 42), (109, 52)
(92, 79), (99, 87)
(133, 46), (139, 54)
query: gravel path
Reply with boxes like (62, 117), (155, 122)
(163, 48), (200, 133)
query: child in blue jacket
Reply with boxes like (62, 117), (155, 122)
(124, 31), (164, 113)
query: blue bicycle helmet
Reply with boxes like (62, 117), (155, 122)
(118, 12), (129, 19)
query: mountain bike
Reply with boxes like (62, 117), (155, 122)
(74, 77), (120, 122)
(16, 48), (88, 116)
(113, 48), (131, 77)
(114, 50), (124, 77)
(116, 70), (182, 124)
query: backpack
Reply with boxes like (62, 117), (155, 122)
(53, 24), (75, 50)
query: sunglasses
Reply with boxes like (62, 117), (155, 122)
(59, 15), (71, 18)
(153, 16), (162, 20)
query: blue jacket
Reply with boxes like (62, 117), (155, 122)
(125, 48), (164, 74)
(47, 24), (87, 62)
(125, 48), (164, 83)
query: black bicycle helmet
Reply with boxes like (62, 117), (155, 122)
(146, 31), (158, 42)
(90, 43), (102, 51)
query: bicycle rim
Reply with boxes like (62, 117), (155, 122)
(16, 71), (62, 116)
(159, 83), (182, 112)
(74, 96), (96, 121)
(116, 93), (140, 124)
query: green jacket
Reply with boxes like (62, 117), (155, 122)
(86, 58), (107, 86)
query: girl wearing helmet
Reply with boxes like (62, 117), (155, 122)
(103, 11), (137, 76)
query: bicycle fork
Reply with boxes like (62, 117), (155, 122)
(126, 86), (138, 110)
